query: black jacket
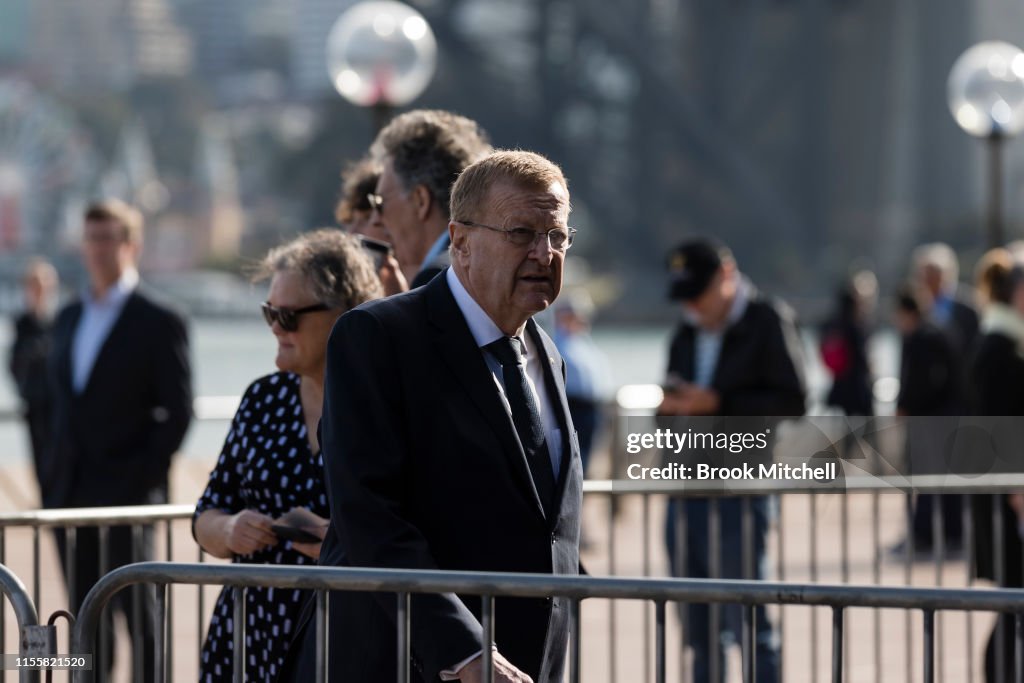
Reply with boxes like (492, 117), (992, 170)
(896, 322), (963, 417)
(970, 330), (1024, 584)
(290, 271), (582, 683)
(666, 288), (806, 418)
(410, 234), (451, 289)
(43, 287), (192, 508)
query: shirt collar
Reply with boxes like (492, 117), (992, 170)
(421, 232), (450, 270)
(727, 275), (751, 325)
(446, 268), (526, 348)
(83, 268), (139, 307)
(683, 274), (752, 331)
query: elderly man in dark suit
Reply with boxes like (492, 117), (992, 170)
(44, 199), (192, 680)
(286, 150), (581, 683)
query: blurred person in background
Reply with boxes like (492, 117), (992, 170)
(913, 242), (980, 355)
(901, 244), (976, 551)
(659, 238), (806, 683)
(46, 199), (192, 680)
(8, 257), (59, 482)
(552, 288), (612, 476)
(335, 156), (408, 296)
(335, 156), (387, 241)
(968, 248), (1024, 682)
(892, 284), (963, 554)
(367, 109), (492, 288)
(819, 270), (876, 416)
(193, 229), (383, 682)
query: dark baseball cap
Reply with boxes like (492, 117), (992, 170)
(667, 238), (729, 301)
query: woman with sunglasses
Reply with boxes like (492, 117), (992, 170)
(192, 229), (382, 682)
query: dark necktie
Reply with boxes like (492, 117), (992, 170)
(485, 336), (556, 512)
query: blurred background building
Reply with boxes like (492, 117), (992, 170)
(0, 0), (1021, 319)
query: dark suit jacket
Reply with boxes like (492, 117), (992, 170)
(970, 331), (1024, 584)
(896, 322), (962, 417)
(299, 271), (582, 683)
(42, 286), (192, 508)
(410, 234), (451, 289)
(666, 288), (807, 418)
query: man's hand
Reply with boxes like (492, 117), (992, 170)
(223, 510), (278, 556)
(457, 651), (533, 683)
(658, 385), (720, 416)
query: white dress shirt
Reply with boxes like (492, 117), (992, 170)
(439, 268), (564, 680)
(446, 267), (563, 477)
(71, 269), (139, 393)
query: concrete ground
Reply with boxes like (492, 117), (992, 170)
(0, 453), (1001, 683)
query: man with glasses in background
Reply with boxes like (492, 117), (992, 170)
(366, 108), (492, 289)
(284, 150), (582, 683)
(44, 199), (192, 680)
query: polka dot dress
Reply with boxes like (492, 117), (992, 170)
(194, 372), (328, 683)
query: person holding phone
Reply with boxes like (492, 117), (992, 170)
(660, 238), (806, 683)
(192, 229), (383, 682)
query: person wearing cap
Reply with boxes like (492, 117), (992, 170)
(659, 238), (806, 683)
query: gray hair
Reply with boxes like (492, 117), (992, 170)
(371, 109), (492, 218)
(912, 242), (959, 287)
(256, 229), (383, 310)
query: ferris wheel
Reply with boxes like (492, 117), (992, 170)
(0, 79), (93, 254)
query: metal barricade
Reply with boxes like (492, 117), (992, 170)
(0, 476), (1021, 681)
(0, 506), (196, 683)
(584, 474), (1024, 683)
(69, 561), (1024, 683)
(0, 563), (41, 683)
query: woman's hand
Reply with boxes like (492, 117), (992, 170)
(223, 510), (279, 556)
(282, 509), (329, 561)
(195, 509), (279, 559)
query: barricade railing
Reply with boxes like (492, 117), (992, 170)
(68, 561), (1024, 683)
(0, 506), (194, 683)
(2, 476), (1022, 682)
(0, 563), (39, 683)
(584, 474), (1024, 683)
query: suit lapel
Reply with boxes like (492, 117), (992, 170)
(425, 276), (547, 521)
(527, 319), (576, 515)
(80, 292), (140, 396)
(56, 303), (83, 393)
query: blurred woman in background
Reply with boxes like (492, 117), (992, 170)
(192, 229), (382, 682)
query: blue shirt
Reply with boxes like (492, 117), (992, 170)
(71, 269), (139, 393)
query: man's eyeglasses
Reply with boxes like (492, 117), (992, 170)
(261, 302), (331, 332)
(366, 193), (384, 214)
(455, 220), (576, 251)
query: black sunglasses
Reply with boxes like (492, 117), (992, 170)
(261, 302), (331, 332)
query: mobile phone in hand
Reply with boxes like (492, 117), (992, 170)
(358, 235), (393, 270)
(270, 524), (322, 544)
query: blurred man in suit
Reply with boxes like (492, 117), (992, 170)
(367, 109), (492, 288)
(286, 150), (581, 683)
(44, 199), (192, 679)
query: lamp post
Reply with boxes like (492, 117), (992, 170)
(948, 41), (1024, 248)
(326, 1), (437, 131)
